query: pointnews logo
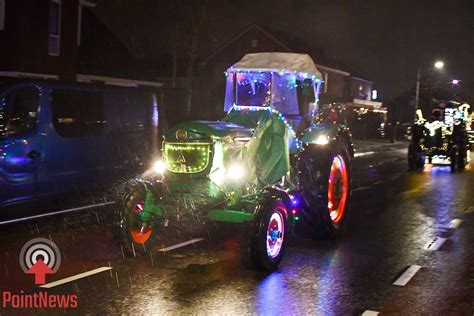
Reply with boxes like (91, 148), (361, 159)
(0, 238), (78, 309)
(19, 238), (61, 285)
(2, 291), (77, 309)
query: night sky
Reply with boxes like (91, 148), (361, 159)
(94, 0), (474, 104)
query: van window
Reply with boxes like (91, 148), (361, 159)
(105, 90), (150, 133)
(52, 89), (107, 137)
(0, 87), (39, 137)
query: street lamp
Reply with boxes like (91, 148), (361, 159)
(415, 60), (444, 109)
(434, 61), (444, 70)
(451, 79), (460, 85)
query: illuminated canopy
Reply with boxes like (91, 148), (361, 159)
(229, 52), (322, 80)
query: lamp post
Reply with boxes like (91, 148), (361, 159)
(415, 60), (444, 109)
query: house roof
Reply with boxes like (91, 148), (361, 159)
(202, 24), (291, 65)
(230, 52), (322, 79)
(203, 23), (374, 82)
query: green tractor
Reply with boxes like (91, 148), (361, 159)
(115, 53), (354, 271)
(409, 101), (471, 172)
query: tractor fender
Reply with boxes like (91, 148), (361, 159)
(129, 178), (155, 192)
(300, 123), (353, 158)
(254, 187), (292, 219)
(122, 178), (163, 204)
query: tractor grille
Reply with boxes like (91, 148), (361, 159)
(163, 142), (211, 174)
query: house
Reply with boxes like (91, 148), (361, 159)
(317, 65), (351, 105)
(0, 0), (162, 89)
(200, 24), (360, 117)
(0, 0), (86, 80)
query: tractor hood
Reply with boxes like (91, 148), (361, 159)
(165, 120), (253, 142)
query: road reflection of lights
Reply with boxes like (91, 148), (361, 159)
(256, 273), (293, 315)
(197, 283), (250, 314)
(423, 163), (452, 174)
(255, 263), (330, 314)
(424, 166), (461, 231)
(314, 251), (343, 315)
(430, 165), (452, 174)
(422, 163), (457, 227)
(121, 279), (180, 314)
(423, 163), (432, 173)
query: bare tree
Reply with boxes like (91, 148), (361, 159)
(173, 0), (209, 114)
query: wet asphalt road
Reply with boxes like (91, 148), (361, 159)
(0, 142), (473, 315)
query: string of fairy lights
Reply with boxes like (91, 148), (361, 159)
(163, 143), (211, 173)
(230, 105), (302, 150)
(162, 70), (324, 174)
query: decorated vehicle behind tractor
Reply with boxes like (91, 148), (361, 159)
(409, 101), (471, 172)
(115, 53), (353, 271)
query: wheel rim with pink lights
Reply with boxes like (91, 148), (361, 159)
(266, 209), (285, 259)
(327, 155), (349, 224)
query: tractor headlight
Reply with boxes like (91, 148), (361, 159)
(152, 159), (166, 175)
(226, 162), (246, 181)
(315, 134), (329, 145)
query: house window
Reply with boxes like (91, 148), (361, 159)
(48, 0), (61, 56)
(251, 39), (258, 48)
(0, 0), (5, 30)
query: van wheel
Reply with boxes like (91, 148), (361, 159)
(249, 199), (288, 271)
(298, 143), (351, 238)
(114, 184), (154, 256)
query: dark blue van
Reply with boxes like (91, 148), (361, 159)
(0, 78), (160, 222)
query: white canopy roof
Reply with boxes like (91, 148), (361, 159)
(229, 52), (322, 80)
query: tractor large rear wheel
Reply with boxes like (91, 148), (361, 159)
(408, 143), (424, 170)
(298, 143), (351, 238)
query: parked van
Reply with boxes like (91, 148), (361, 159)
(0, 78), (160, 221)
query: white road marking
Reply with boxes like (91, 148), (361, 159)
(361, 311), (379, 316)
(158, 238), (205, 252)
(426, 237), (447, 250)
(40, 267), (112, 289)
(449, 219), (463, 229)
(0, 201), (116, 225)
(393, 265), (422, 286)
(353, 186), (371, 192)
(354, 151), (375, 158)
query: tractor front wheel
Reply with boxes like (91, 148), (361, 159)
(249, 199), (288, 271)
(457, 146), (467, 170)
(114, 184), (154, 256)
(450, 146), (459, 173)
(408, 143), (424, 170)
